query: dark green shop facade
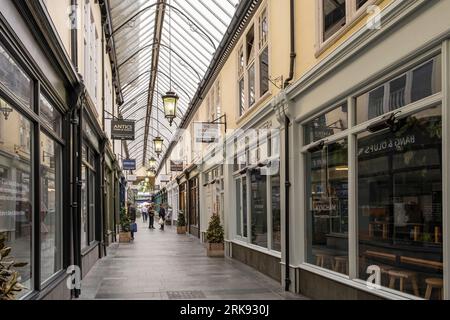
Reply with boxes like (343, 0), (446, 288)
(0, 1), (121, 300)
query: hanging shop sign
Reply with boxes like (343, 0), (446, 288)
(170, 160), (184, 172)
(136, 192), (152, 202)
(122, 159), (136, 171)
(194, 122), (220, 144)
(111, 120), (135, 141)
(127, 175), (137, 182)
(160, 174), (171, 182)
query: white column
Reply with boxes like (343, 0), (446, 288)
(442, 39), (450, 300)
(348, 96), (358, 280)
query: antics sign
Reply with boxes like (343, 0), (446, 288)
(111, 120), (135, 141)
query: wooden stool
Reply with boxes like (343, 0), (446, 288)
(334, 256), (349, 275)
(315, 253), (334, 269)
(378, 265), (394, 286)
(424, 278), (443, 300)
(388, 270), (420, 296)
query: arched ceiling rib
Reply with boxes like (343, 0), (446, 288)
(110, 0), (240, 170)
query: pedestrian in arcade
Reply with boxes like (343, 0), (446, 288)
(159, 203), (167, 231)
(141, 203), (148, 223)
(128, 202), (137, 240)
(148, 203), (155, 229)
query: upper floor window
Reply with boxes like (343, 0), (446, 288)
(206, 80), (221, 122)
(259, 9), (268, 48)
(318, 0), (377, 51)
(356, 0), (369, 9)
(259, 8), (269, 96)
(237, 6), (270, 118)
(83, 0), (98, 100)
(246, 26), (255, 64)
(238, 46), (245, 76)
(216, 80), (221, 118)
(323, 0), (346, 42)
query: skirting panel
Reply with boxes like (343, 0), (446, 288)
(41, 275), (72, 300)
(297, 269), (384, 300)
(230, 243), (281, 282)
(81, 244), (100, 278)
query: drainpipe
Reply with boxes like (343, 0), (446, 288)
(71, 81), (85, 299)
(284, 0), (296, 89)
(70, 0), (81, 298)
(71, 0), (78, 69)
(101, 25), (106, 132)
(283, 0), (296, 292)
(100, 21), (107, 256)
(284, 115), (291, 292)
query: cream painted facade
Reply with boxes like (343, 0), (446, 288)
(43, 0), (118, 150)
(155, 0), (450, 300)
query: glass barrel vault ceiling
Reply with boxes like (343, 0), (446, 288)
(109, 0), (240, 169)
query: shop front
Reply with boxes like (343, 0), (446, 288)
(80, 112), (104, 277)
(201, 165), (224, 242)
(0, 2), (74, 300)
(103, 148), (118, 246)
(178, 174), (188, 228)
(188, 169), (200, 238)
(167, 180), (179, 225)
(228, 110), (283, 282)
(287, 0), (450, 299)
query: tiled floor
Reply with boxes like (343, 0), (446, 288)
(79, 221), (307, 300)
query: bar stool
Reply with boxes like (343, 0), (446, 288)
(388, 270), (420, 296)
(315, 252), (334, 269)
(378, 265), (395, 286)
(334, 256), (349, 275)
(424, 278), (443, 300)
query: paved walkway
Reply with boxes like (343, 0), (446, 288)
(79, 221), (306, 300)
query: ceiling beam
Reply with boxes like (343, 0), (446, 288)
(142, 0), (167, 166)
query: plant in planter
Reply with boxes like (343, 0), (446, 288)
(0, 234), (28, 300)
(177, 210), (187, 235)
(119, 207), (132, 243)
(205, 214), (225, 257)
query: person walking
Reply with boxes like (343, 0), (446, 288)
(159, 203), (167, 231)
(141, 204), (148, 223)
(128, 202), (137, 240)
(148, 203), (155, 229)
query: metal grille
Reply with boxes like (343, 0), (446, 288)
(166, 291), (206, 300)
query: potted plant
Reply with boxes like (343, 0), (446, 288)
(0, 234), (28, 300)
(205, 214), (225, 257)
(177, 210), (186, 234)
(119, 207), (132, 243)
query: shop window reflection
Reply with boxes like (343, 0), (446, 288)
(272, 174), (281, 252)
(357, 56), (442, 125)
(357, 105), (443, 299)
(306, 139), (349, 275)
(40, 133), (62, 283)
(0, 101), (33, 297)
(250, 169), (268, 248)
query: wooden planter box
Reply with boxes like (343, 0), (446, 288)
(206, 243), (224, 257)
(119, 232), (131, 243)
(177, 226), (186, 234)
